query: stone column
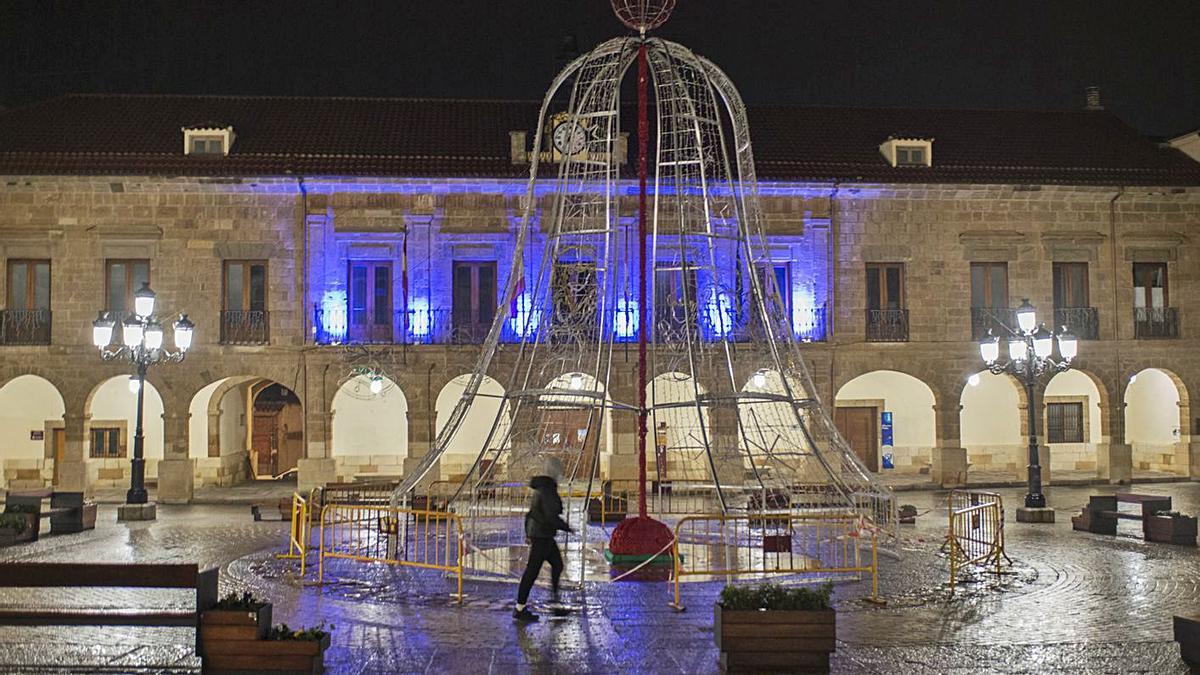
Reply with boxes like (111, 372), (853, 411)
(932, 403), (968, 488)
(57, 413), (89, 493)
(1095, 398), (1132, 484)
(158, 411), (194, 504)
(297, 390), (336, 492)
(1189, 440), (1200, 480)
(708, 402), (744, 487)
(607, 368), (640, 483)
(401, 408), (439, 492)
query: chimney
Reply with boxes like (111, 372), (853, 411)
(1085, 86), (1103, 111)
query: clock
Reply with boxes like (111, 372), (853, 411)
(551, 119), (588, 155)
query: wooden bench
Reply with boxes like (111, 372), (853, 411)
(4, 489), (97, 540)
(0, 562), (219, 651)
(1072, 493), (1172, 538)
(1176, 615), (1200, 666)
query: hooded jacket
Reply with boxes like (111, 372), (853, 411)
(524, 475), (571, 539)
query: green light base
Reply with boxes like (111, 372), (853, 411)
(603, 549), (678, 565)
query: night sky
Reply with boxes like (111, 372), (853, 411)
(1, 1), (1196, 136)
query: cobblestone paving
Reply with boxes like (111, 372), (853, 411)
(0, 484), (1198, 673)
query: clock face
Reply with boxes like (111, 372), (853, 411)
(552, 121), (588, 155)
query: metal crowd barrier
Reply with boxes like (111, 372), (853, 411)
(274, 491), (313, 577)
(670, 512), (879, 609)
(946, 490), (1008, 594)
(317, 503), (465, 603)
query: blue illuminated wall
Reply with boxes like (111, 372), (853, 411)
(302, 179), (831, 345)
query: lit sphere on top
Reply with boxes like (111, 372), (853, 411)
(611, 0), (676, 32)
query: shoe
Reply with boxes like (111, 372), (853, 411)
(513, 608), (539, 623)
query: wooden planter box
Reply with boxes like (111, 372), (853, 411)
(1145, 514), (1197, 546)
(0, 513), (38, 546)
(200, 604), (273, 646)
(714, 603), (836, 673)
(1175, 615), (1200, 666)
(202, 634), (329, 675)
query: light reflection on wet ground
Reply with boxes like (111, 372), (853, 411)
(0, 483), (1198, 672)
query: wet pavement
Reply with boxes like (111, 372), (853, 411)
(0, 483), (1198, 673)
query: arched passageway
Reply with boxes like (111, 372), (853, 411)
(1043, 370), (1103, 473)
(960, 371), (1023, 472)
(0, 375), (66, 488)
(1125, 368), (1189, 475)
(85, 375), (165, 489)
(834, 370), (936, 472)
(434, 374), (506, 481)
(332, 374), (407, 482)
(647, 371), (710, 482)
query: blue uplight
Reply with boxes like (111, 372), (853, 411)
(614, 298), (638, 340)
(321, 291), (348, 344)
(509, 293), (540, 339)
(704, 289), (734, 339)
(408, 298), (431, 340)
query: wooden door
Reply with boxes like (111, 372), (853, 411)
(538, 408), (601, 482)
(52, 428), (65, 485)
(349, 261), (393, 342)
(252, 412), (279, 477)
(834, 406), (878, 470)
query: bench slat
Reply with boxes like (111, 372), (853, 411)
(0, 563), (200, 588)
(0, 609), (196, 627)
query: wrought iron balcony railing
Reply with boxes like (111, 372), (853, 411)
(220, 310), (270, 345)
(312, 303), (828, 346)
(1053, 306), (1099, 340)
(0, 309), (51, 345)
(971, 306), (1018, 340)
(866, 309), (909, 342)
(1133, 307), (1179, 339)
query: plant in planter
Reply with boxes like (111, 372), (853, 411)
(715, 582), (836, 673)
(202, 619), (333, 675)
(200, 591), (273, 649)
(1145, 511), (1198, 546)
(0, 512), (35, 546)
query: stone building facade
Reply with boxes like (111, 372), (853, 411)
(0, 94), (1198, 502)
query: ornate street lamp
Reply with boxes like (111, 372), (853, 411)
(92, 283), (194, 508)
(978, 298), (1077, 520)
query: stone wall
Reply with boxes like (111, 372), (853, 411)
(0, 175), (1198, 497)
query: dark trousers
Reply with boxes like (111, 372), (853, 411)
(516, 537), (563, 605)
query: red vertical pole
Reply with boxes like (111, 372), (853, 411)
(636, 41), (649, 520)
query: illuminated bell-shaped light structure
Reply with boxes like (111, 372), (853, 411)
(173, 314), (195, 351)
(1032, 324), (1054, 359)
(92, 311), (115, 348)
(392, 0), (897, 576)
(133, 282), (156, 318)
(611, 0), (675, 32)
(128, 377), (141, 393)
(1016, 298), (1037, 334)
(1058, 327), (1078, 361)
(369, 375), (384, 395)
(978, 330), (1000, 364)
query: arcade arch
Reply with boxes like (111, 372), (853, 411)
(1125, 368), (1189, 475)
(647, 371), (710, 482)
(0, 375), (66, 488)
(331, 374), (407, 482)
(85, 375), (165, 488)
(959, 371), (1023, 472)
(434, 374), (506, 481)
(1043, 370), (1103, 473)
(834, 370), (936, 472)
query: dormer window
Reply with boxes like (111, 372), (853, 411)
(182, 125), (235, 157)
(879, 137), (933, 168)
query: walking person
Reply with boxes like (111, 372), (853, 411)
(513, 457), (573, 622)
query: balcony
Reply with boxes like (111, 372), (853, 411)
(220, 310), (270, 345)
(866, 309), (908, 342)
(0, 309), (51, 345)
(971, 307), (1018, 340)
(1053, 306), (1099, 340)
(1133, 307), (1179, 339)
(313, 304), (828, 346)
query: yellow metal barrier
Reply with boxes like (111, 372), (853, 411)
(317, 503), (465, 604)
(947, 490), (1008, 594)
(275, 492), (312, 577)
(670, 513), (879, 610)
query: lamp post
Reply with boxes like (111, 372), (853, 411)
(92, 283), (193, 510)
(978, 298), (1077, 521)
